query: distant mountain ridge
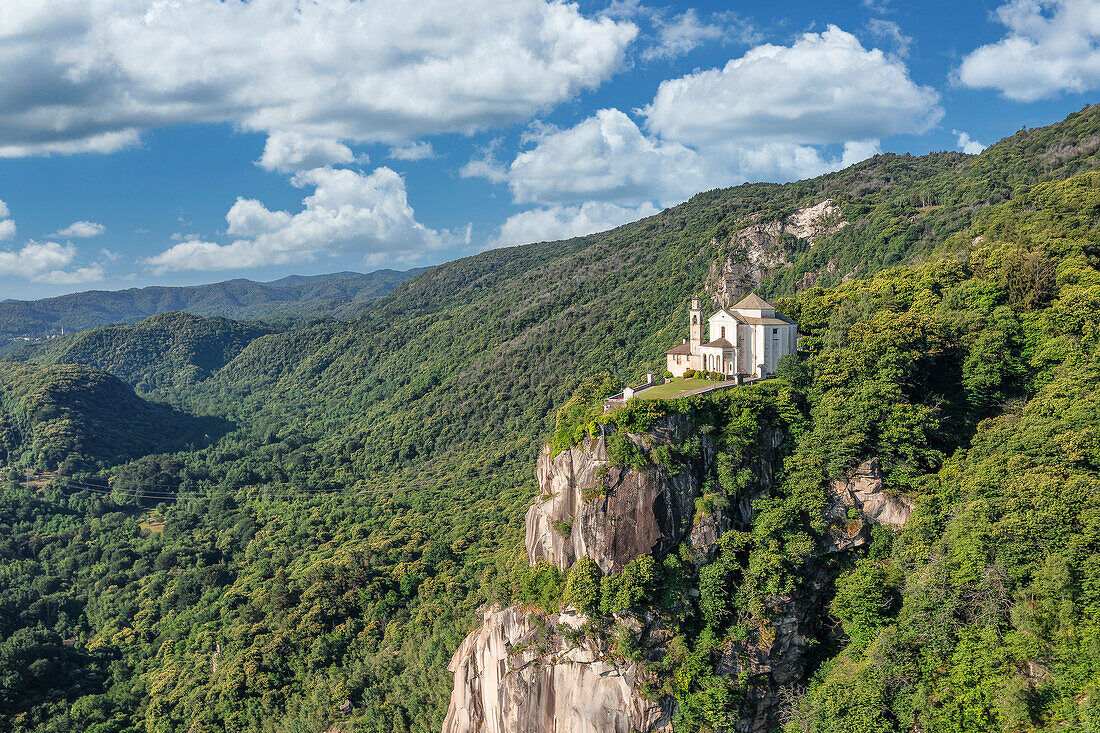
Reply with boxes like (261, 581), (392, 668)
(0, 267), (428, 338)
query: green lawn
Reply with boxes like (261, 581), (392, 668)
(636, 377), (724, 399)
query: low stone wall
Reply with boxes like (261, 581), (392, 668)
(604, 375), (662, 410)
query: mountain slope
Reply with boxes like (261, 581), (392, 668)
(184, 106), (1100, 480)
(10, 312), (275, 398)
(0, 362), (226, 471)
(0, 268), (427, 339)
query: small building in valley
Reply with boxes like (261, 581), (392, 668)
(665, 294), (798, 379)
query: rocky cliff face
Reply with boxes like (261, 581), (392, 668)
(689, 426), (785, 562)
(706, 199), (850, 306)
(442, 606), (671, 733)
(713, 459), (913, 733)
(823, 458), (912, 552)
(526, 415), (715, 574)
(445, 409), (912, 733)
(447, 416), (708, 733)
(717, 568), (833, 733)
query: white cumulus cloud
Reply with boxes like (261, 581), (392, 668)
(389, 142), (436, 161)
(0, 240), (103, 283)
(954, 130), (987, 154)
(507, 109), (709, 206)
(473, 27), (927, 206)
(866, 18), (912, 57)
(498, 109), (883, 209)
(643, 25), (941, 146)
(957, 0), (1100, 101)
(0, 200), (14, 241)
(469, 26), (928, 247)
(53, 220), (106, 238)
(495, 201), (660, 247)
(0, 203), (104, 282)
(0, 0), (637, 157)
(642, 9), (757, 61)
(0, 241), (74, 277)
(257, 132), (357, 173)
(38, 265), (106, 284)
(145, 166), (464, 272)
(460, 139), (510, 184)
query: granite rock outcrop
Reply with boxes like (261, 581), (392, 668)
(445, 405), (911, 733)
(442, 606), (671, 733)
(823, 458), (912, 552)
(706, 200), (849, 306)
(526, 414), (715, 574)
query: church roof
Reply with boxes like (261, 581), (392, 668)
(738, 315), (794, 325)
(733, 292), (773, 310)
(701, 338), (735, 349)
(709, 308), (740, 321)
(665, 342), (693, 355)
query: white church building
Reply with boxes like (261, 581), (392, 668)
(665, 294), (798, 379)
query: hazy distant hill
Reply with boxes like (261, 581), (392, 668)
(0, 267), (428, 338)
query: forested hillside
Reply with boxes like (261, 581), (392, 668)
(0, 363), (226, 471)
(10, 313), (275, 400)
(2, 106), (1100, 732)
(0, 268), (424, 340)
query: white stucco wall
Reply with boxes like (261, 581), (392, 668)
(707, 312), (739, 343)
(669, 305), (797, 380)
(760, 323), (798, 375)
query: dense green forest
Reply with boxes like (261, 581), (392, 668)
(0, 362), (227, 472)
(10, 313), (275, 401)
(0, 268), (423, 342)
(2, 106), (1100, 732)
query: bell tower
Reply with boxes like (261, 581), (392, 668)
(690, 298), (703, 351)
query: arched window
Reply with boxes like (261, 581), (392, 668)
(692, 315), (698, 324)
(720, 326), (726, 338)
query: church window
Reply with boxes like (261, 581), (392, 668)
(721, 326), (726, 338)
(772, 328), (778, 334)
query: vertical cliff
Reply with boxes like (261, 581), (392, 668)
(444, 397), (911, 732)
(526, 414), (715, 574)
(442, 606), (671, 733)
(446, 414), (712, 732)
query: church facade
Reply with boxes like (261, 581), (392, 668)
(665, 294), (798, 379)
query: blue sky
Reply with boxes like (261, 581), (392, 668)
(1, 0), (1099, 300)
